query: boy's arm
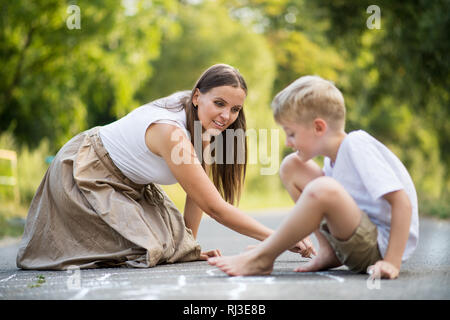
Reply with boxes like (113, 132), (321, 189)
(368, 189), (412, 279)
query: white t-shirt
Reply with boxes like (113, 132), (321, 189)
(99, 91), (191, 185)
(323, 130), (419, 261)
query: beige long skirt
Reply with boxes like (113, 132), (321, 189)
(16, 127), (201, 270)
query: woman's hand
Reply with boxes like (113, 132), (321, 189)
(289, 236), (317, 258)
(199, 249), (222, 261)
(149, 124), (273, 242)
(246, 236), (316, 258)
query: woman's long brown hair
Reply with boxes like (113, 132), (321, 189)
(181, 64), (248, 205)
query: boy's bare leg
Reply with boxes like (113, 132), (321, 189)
(209, 155), (323, 276)
(208, 176), (362, 276)
(280, 155), (341, 271)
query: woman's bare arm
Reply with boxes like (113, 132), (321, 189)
(183, 163), (211, 238)
(184, 195), (203, 238)
(145, 123), (273, 241)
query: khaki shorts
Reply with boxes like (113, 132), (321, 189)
(319, 211), (382, 273)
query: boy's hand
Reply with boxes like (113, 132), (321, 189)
(199, 249), (222, 260)
(290, 236), (317, 258)
(367, 260), (399, 279)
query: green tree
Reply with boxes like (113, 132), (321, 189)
(222, 0), (450, 211)
(309, 0), (450, 202)
(136, 1), (296, 208)
(221, 0), (346, 167)
(0, 0), (177, 150)
(221, 0), (344, 92)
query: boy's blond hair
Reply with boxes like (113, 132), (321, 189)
(271, 75), (346, 131)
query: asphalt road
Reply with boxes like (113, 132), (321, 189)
(0, 211), (449, 300)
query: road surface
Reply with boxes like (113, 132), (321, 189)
(0, 211), (449, 300)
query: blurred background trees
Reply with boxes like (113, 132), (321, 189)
(1, 0), (179, 148)
(1, 0), (449, 223)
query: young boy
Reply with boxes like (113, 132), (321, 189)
(208, 75), (419, 279)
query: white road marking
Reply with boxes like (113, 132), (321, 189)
(226, 276), (275, 299)
(228, 276), (276, 283)
(264, 277), (275, 284)
(229, 282), (247, 299)
(70, 288), (90, 300)
(177, 275), (186, 287)
(206, 268), (220, 276)
(96, 273), (111, 281)
(317, 271), (345, 283)
(0, 274), (16, 282)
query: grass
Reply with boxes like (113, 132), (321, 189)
(161, 183), (293, 213)
(0, 215), (24, 239)
(28, 275), (46, 288)
(0, 203), (27, 239)
(419, 196), (450, 220)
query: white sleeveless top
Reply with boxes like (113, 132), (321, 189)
(99, 91), (191, 185)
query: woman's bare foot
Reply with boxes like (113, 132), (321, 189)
(208, 249), (274, 276)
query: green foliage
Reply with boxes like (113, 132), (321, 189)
(0, 131), (51, 206)
(0, 0), (178, 151)
(28, 275), (46, 288)
(1, 0), (448, 222)
(0, 214), (24, 239)
(137, 1), (286, 202)
(224, 0), (450, 215)
(136, 1), (276, 121)
(308, 0), (450, 208)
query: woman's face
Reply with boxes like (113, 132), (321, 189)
(193, 85), (246, 136)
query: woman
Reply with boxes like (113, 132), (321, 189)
(17, 64), (315, 270)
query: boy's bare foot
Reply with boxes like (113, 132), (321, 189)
(208, 250), (274, 276)
(294, 245), (341, 272)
